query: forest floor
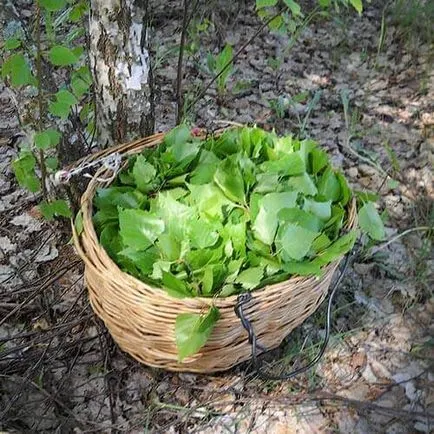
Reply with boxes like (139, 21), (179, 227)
(0, 1), (433, 433)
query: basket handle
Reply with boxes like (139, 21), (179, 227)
(234, 251), (353, 381)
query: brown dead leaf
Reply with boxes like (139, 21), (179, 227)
(28, 205), (44, 220)
(32, 318), (50, 331)
(350, 351), (367, 370)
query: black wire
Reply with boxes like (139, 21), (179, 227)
(235, 251), (354, 381)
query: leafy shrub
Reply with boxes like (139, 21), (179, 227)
(1, 0), (92, 219)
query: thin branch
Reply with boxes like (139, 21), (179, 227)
(369, 226), (432, 255)
(35, 0), (48, 200)
(176, 0), (190, 125)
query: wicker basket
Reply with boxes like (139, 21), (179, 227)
(72, 131), (358, 373)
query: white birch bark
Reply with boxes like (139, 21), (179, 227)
(89, 0), (154, 147)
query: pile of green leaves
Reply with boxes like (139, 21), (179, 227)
(93, 126), (384, 360)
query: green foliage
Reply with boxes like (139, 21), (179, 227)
(49, 45), (79, 66)
(358, 202), (385, 241)
(39, 199), (72, 220)
(12, 149), (41, 193)
(91, 126), (384, 358)
(1, 53), (34, 87)
(205, 44), (234, 96)
(175, 306), (220, 361)
(1, 0), (92, 220)
(93, 126), (382, 292)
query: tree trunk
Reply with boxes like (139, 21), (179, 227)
(89, 0), (154, 147)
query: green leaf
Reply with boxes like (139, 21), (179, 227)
(45, 156), (59, 171)
(119, 247), (157, 275)
(119, 208), (165, 250)
(170, 139), (200, 166)
(189, 218), (220, 249)
(151, 260), (172, 280)
(1, 53), (33, 87)
(74, 210), (83, 236)
(358, 202), (385, 240)
(40, 0), (66, 10)
(189, 150), (220, 184)
(94, 187), (145, 210)
(310, 148), (329, 174)
(278, 207), (323, 232)
(314, 231), (357, 265)
(311, 233), (331, 253)
(34, 132), (50, 150)
(252, 191), (298, 245)
(49, 90), (78, 119)
(93, 208), (118, 230)
(48, 101), (70, 119)
(164, 124), (192, 148)
(69, 2), (88, 21)
(157, 193), (194, 240)
(71, 76), (89, 98)
(48, 45), (79, 66)
(303, 199), (332, 221)
(56, 89), (78, 105)
(254, 173), (279, 193)
(318, 168), (341, 202)
(286, 173), (317, 196)
(349, 0), (363, 14)
(260, 152), (305, 176)
(132, 155), (156, 193)
(35, 129), (61, 149)
(336, 172), (351, 206)
(256, 0), (277, 8)
(282, 260), (322, 276)
(268, 15), (283, 31)
(216, 45), (233, 92)
(278, 224), (319, 260)
(201, 266), (214, 295)
(175, 306), (220, 360)
(235, 267), (264, 290)
(214, 157), (245, 204)
(223, 221), (246, 257)
(12, 151), (41, 192)
(263, 191), (298, 213)
(4, 39), (21, 50)
(162, 271), (191, 298)
(100, 224), (122, 258)
(355, 190), (379, 203)
(39, 199), (71, 220)
(219, 284), (238, 297)
(156, 234), (180, 261)
(283, 0), (302, 16)
(188, 183), (232, 218)
(252, 206), (276, 245)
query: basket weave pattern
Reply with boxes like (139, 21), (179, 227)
(73, 133), (357, 373)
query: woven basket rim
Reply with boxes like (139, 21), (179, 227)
(73, 129), (358, 307)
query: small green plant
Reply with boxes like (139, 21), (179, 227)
(205, 44), (234, 97)
(269, 91), (321, 137)
(186, 18), (213, 57)
(256, 0), (363, 34)
(1, 0), (93, 220)
(92, 125), (384, 360)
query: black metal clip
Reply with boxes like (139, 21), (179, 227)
(234, 293), (267, 353)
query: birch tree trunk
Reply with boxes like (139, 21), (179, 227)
(89, 0), (154, 147)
